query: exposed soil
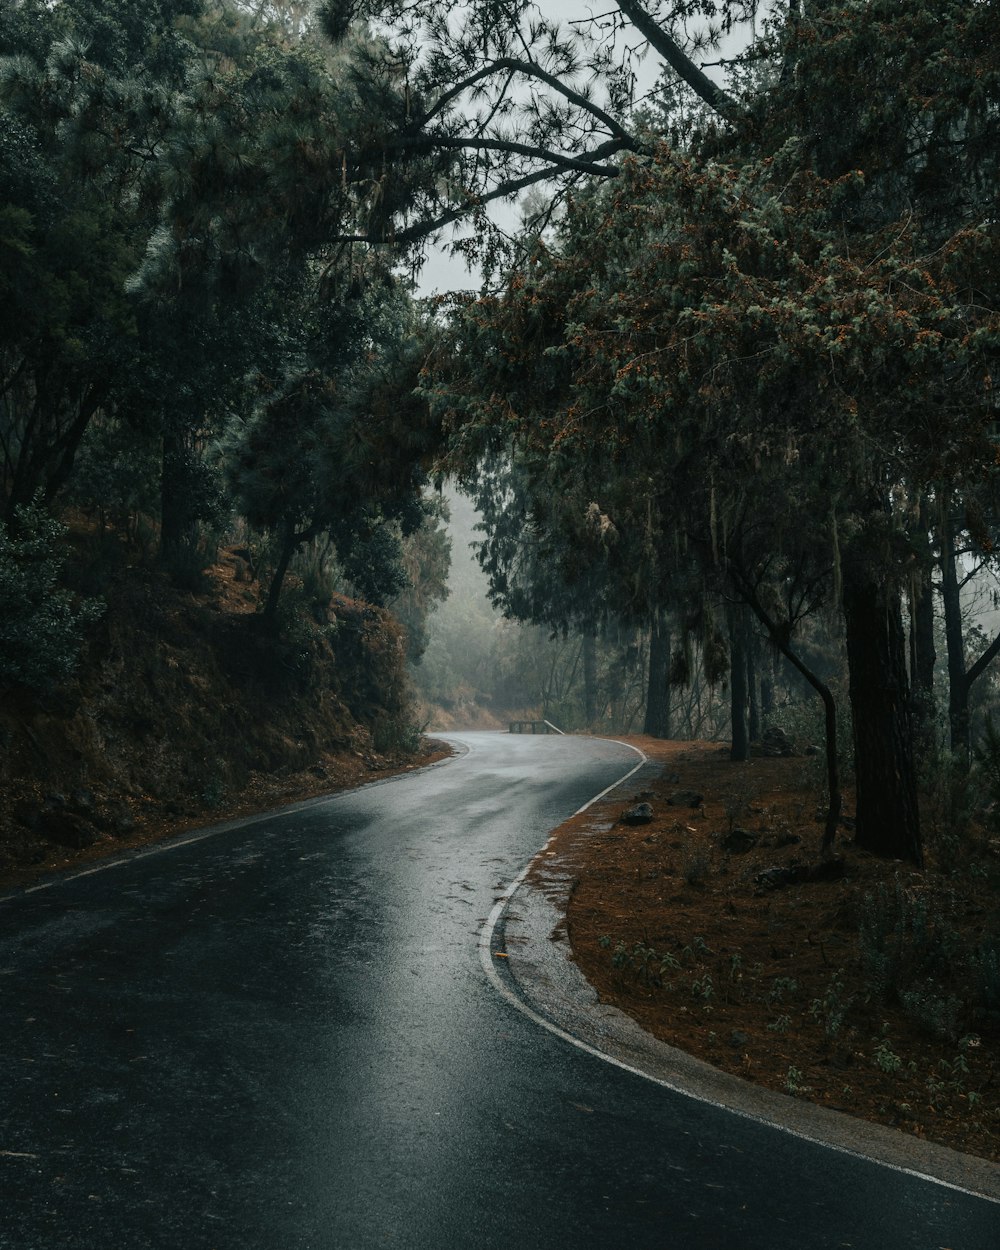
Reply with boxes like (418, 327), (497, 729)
(551, 737), (1000, 1164)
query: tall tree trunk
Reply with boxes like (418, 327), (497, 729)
(939, 505), (1000, 769)
(747, 633), (761, 743)
(263, 523), (297, 620)
(760, 645), (775, 720)
(728, 565), (842, 852)
(43, 381), (110, 510)
(909, 576), (936, 719)
(582, 627), (598, 728)
(842, 569), (922, 865)
(908, 498), (937, 758)
(728, 605), (750, 762)
(643, 608), (672, 738)
(940, 507), (971, 766)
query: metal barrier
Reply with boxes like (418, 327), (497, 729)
(508, 720), (565, 735)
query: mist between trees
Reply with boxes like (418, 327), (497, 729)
(413, 485), (766, 742)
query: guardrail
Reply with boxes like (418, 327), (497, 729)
(508, 719), (565, 735)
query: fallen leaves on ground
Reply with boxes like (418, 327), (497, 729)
(544, 737), (999, 1164)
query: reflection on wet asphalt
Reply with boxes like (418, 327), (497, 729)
(0, 733), (995, 1249)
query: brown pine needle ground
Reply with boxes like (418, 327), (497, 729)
(552, 737), (1000, 1163)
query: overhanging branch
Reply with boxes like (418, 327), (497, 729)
(382, 132), (629, 177)
(418, 56), (639, 146)
(334, 164), (587, 247)
(615, 0), (738, 120)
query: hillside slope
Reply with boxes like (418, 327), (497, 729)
(0, 545), (439, 888)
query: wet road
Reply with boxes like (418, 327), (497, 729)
(0, 732), (995, 1249)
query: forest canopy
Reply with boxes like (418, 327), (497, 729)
(2, 0), (998, 868)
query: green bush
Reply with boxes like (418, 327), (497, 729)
(0, 498), (103, 690)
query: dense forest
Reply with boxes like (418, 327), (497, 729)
(1, 0), (998, 875)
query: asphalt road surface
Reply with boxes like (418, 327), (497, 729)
(0, 732), (995, 1249)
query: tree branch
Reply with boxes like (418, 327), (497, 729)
(966, 626), (1000, 690)
(382, 132), (628, 177)
(419, 55), (639, 146)
(614, 0), (738, 119)
(336, 164), (587, 247)
(725, 553), (842, 851)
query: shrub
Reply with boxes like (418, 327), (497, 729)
(372, 713), (424, 755)
(0, 498), (103, 690)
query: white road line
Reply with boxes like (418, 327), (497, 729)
(479, 739), (1000, 1208)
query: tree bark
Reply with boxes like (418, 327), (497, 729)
(938, 503), (1000, 769)
(760, 646), (775, 719)
(728, 605), (750, 762)
(747, 633), (761, 744)
(913, 500), (937, 695)
(939, 502), (973, 769)
(263, 522), (298, 620)
(643, 608), (672, 738)
(582, 627), (598, 728)
(615, 0), (737, 118)
(842, 569), (922, 864)
(908, 498), (936, 757)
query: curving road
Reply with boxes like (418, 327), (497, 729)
(0, 732), (995, 1248)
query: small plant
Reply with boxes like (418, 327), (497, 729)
(809, 970), (851, 1039)
(162, 533), (219, 593)
(690, 973), (714, 1001)
(924, 1048), (976, 1112)
(372, 713), (424, 755)
(767, 1014), (792, 1033)
(722, 779), (755, 835)
(768, 976), (799, 1004)
(899, 986), (963, 1042)
(0, 497), (103, 690)
(872, 1039), (903, 1074)
(200, 773), (226, 810)
(785, 1065), (811, 1096)
(974, 938), (1000, 1024)
(599, 936), (679, 988)
(858, 876), (958, 1001)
